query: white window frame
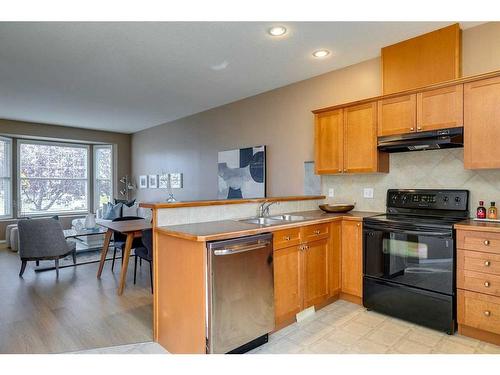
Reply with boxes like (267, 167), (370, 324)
(93, 144), (114, 212)
(0, 136), (13, 219)
(17, 139), (91, 217)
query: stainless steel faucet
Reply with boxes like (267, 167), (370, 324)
(258, 201), (277, 217)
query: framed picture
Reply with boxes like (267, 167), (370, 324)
(218, 145), (266, 199)
(169, 173), (183, 189)
(148, 174), (158, 189)
(158, 173), (169, 189)
(139, 175), (148, 189)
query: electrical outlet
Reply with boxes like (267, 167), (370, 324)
(328, 188), (335, 197)
(363, 188), (374, 199)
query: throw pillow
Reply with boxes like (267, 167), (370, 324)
(103, 202), (122, 220)
(114, 198), (136, 207)
(122, 203), (138, 217)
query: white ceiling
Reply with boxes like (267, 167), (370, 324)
(0, 22), (482, 134)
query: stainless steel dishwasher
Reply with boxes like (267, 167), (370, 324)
(206, 233), (274, 354)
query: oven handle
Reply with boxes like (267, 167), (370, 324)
(364, 226), (452, 238)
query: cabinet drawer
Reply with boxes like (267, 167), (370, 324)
(301, 223), (329, 242)
(458, 269), (500, 297)
(457, 250), (500, 276)
(458, 290), (500, 335)
(457, 230), (500, 254)
(273, 228), (301, 250)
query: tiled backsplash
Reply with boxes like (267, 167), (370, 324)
(156, 199), (324, 227)
(321, 149), (500, 215)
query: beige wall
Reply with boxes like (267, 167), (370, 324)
(0, 118), (131, 240)
(130, 22), (500, 204)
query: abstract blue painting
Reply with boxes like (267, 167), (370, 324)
(218, 145), (266, 199)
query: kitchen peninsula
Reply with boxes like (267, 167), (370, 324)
(141, 196), (380, 353)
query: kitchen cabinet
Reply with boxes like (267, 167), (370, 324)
(314, 103), (388, 175)
(417, 84), (463, 132)
(273, 223), (338, 328)
(274, 244), (302, 327)
(344, 102), (388, 173)
(303, 238), (329, 308)
(457, 227), (500, 346)
(464, 76), (500, 169)
(341, 220), (363, 299)
(329, 220), (342, 297)
(377, 94), (417, 136)
(314, 109), (343, 174)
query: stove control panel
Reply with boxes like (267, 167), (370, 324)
(387, 189), (469, 211)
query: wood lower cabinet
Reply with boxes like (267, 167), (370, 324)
(457, 228), (500, 346)
(329, 220), (342, 297)
(314, 109), (344, 174)
(464, 76), (500, 169)
(274, 244), (302, 327)
(344, 102), (389, 173)
(417, 84), (463, 131)
(303, 238), (329, 308)
(377, 94), (416, 136)
(341, 220), (363, 299)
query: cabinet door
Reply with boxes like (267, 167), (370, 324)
(274, 245), (302, 327)
(417, 84), (463, 132)
(377, 94), (416, 136)
(344, 102), (387, 173)
(341, 220), (363, 298)
(464, 76), (500, 169)
(329, 220), (342, 297)
(314, 110), (344, 174)
(303, 238), (329, 308)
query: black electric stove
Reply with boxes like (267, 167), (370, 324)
(363, 189), (469, 334)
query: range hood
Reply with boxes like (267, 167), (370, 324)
(377, 127), (463, 153)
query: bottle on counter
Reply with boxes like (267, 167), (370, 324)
(488, 201), (497, 220)
(477, 201), (487, 219)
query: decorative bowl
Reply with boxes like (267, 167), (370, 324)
(319, 203), (355, 213)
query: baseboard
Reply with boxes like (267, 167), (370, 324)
(458, 324), (500, 346)
(339, 292), (363, 305)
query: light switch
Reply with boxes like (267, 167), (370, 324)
(363, 188), (374, 199)
(328, 188), (335, 197)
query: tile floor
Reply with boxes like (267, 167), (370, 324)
(73, 300), (500, 354)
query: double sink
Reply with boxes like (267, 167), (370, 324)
(238, 214), (311, 226)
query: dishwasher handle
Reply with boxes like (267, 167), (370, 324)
(213, 241), (271, 256)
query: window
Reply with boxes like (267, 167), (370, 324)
(18, 140), (89, 216)
(0, 137), (12, 218)
(94, 145), (113, 210)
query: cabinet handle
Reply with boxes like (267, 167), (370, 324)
(417, 127), (422, 131)
(357, 223), (361, 227)
(343, 169), (347, 172)
(338, 169), (342, 172)
(410, 127), (415, 131)
(484, 240), (490, 246)
(284, 236), (290, 241)
(314, 230), (320, 235)
(484, 260), (491, 267)
(484, 310), (491, 317)
(484, 281), (491, 288)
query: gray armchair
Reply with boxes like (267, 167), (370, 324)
(17, 218), (76, 277)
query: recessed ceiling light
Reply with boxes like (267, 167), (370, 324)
(312, 49), (330, 58)
(268, 26), (287, 37)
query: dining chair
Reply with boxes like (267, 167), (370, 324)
(134, 228), (153, 293)
(111, 216), (144, 272)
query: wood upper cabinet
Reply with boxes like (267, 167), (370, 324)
(314, 109), (343, 174)
(303, 238), (329, 308)
(417, 84), (464, 132)
(344, 102), (388, 173)
(464, 76), (500, 169)
(341, 220), (363, 298)
(274, 244), (302, 327)
(377, 94), (416, 136)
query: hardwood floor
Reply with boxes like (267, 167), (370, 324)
(0, 244), (153, 354)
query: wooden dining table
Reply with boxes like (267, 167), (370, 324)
(96, 219), (152, 295)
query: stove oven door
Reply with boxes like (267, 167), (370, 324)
(363, 223), (454, 295)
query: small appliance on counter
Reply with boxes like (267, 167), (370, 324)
(363, 189), (469, 334)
